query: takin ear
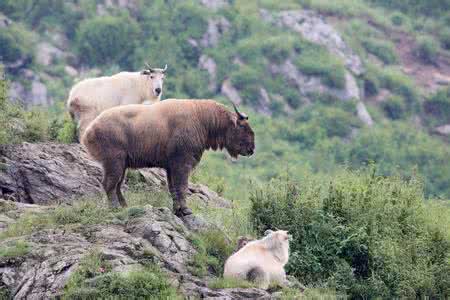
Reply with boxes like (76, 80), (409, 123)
(141, 70), (152, 75)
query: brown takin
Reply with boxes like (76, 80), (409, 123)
(81, 99), (255, 217)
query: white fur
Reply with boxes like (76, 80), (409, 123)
(223, 230), (290, 289)
(67, 70), (165, 136)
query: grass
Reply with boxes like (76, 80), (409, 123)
(0, 240), (29, 258)
(63, 250), (179, 299)
(189, 229), (235, 277)
(0, 189), (173, 240)
(209, 277), (256, 289)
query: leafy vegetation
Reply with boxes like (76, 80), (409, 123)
(250, 168), (450, 298)
(64, 250), (179, 299)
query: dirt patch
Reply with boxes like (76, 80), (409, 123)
(367, 19), (450, 93)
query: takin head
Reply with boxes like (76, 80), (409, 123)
(224, 102), (255, 159)
(141, 63), (167, 99)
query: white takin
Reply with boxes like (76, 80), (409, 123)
(67, 64), (167, 137)
(223, 230), (291, 289)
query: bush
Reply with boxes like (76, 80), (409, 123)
(362, 38), (398, 64)
(189, 229), (234, 277)
(294, 43), (346, 89)
(381, 95), (406, 120)
(390, 13), (405, 26)
(76, 15), (140, 66)
(0, 24), (34, 64)
(250, 168), (450, 298)
(20, 110), (50, 142)
(415, 36), (439, 64)
(423, 87), (450, 124)
(439, 28), (450, 50)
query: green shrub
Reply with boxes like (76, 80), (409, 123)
(363, 67), (381, 97)
(380, 68), (419, 107)
(21, 110), (50, 142)
(339, 123), (450, 198)
(56, 117), (77, 144)
(172, 1), (208, 40)
(0, 240), (29, 258)
(381, 95), (406, 119)
(65, 255), (179, 300)
(294, 44), (346, 89)
(76, 15), (140, 66)
(415, 36), (439, 64)
(189, 229), (234, 277)
(250, 168), (450, 298)
(423, 87), (450, 124)
(0, 24), (34, 64)
(439, 28), (450, 50)
(362, 38), (398, 64)
(390, 13), (405, 26)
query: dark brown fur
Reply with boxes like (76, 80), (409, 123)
(81, 99), (255, 216)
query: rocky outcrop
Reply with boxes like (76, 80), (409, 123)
(0, 143), (230, 209)
(199, 0), (229, 11)
(434, 124), (450, 136)
(199, 54), (218, 92)
(261, 9), (363, 75)
(8, 71), (51, 108)
(0, 199), (294, 299)
(221, 79), (243, 105)
(200, 17), (231, 48)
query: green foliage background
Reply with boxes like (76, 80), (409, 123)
(0, 0), (450, 297)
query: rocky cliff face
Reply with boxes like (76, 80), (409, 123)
(0, 200), (278, 299)
(0, 143), (296, 299)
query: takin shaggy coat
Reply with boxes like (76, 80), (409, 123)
(68, 65), (166, 137)
(81, 99), (255, 216)
(223, 230), (291, 289)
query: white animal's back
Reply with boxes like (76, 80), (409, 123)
(223, 230), (290, 289)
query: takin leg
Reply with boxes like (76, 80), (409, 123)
(247, 266), (270, 289)
(102, 159), (126, 209)
(167, 164), (193, 217)
(116, 168), (128, 207)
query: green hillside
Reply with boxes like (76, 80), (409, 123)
(0, 1), (450, 296)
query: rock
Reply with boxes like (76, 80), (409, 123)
(270, 60), (359, 101)
(0, 14), (12, 28)
(261, 9), (364, 75)
(200, 17), (231, 48)
(8, 73), (52, 108)
(36, 42), (64, 66)
(356, 101), (374, 127)
(221, 79), (243, 105)
(0, 143), (230, 209)
(199, 55), (218, 92)
(64, 65), (78, 77)
(434, 124), (450, 136)
(200, 0), (229, 11)
(0, 143), (102, 204)
(258, 87), (272, 116)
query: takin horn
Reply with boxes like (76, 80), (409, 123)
(228, 99), (248, 120)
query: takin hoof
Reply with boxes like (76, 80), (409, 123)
(174, 207), (193, 217)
